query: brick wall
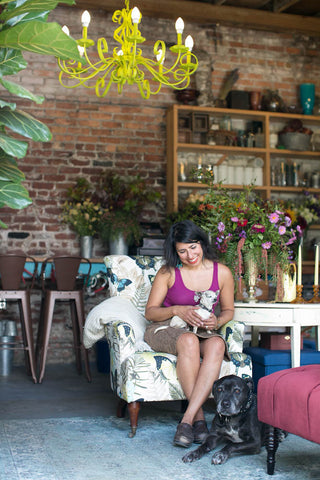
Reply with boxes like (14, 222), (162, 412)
(1, 6), (320, 366)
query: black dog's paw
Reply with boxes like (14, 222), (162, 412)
(211, 451), (229, 465)
(182, 451), (200, 463)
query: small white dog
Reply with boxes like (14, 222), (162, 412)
(155, 290), (220, 334)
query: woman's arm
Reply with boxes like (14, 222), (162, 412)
(215, 263), (235, 329)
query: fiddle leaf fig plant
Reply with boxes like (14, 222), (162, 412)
(0, 0), (82, 227)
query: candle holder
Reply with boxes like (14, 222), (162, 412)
(308, 285), (320, 303)
(291, 285), (307, 304)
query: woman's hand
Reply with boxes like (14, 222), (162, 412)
(175, 306), (219, 330)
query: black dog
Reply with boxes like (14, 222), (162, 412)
(182, 375), (262, 465)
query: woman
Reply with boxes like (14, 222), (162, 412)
(144, 220), (234, 447)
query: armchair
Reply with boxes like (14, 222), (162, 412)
(84, 255), (252, 437)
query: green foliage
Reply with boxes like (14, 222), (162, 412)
(0, 0), (82, 226)
(95, 172), (161, 245)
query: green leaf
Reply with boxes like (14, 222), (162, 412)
(0, 99), (16, 110)
(0, 131), (28, 158)
(0, 153), (25, 182)
(0, 218), (8, 228)
(0, 107), (52, 141)
(0, 78), (44, 103)
(0, 1), (75, 25)
(0, 179), (32, 209)
(0, 47), (27, 76)
(0, 20), (83, 61)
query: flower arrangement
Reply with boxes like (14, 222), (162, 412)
(283, 191), (320, 231)
(96, 172), (160, 245)
(61, 178), (104, 237)
(175, 184), (303, 298)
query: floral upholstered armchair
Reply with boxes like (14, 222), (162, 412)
(84, 255), (252, 437)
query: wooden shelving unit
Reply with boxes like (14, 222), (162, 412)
(166, 104), (320, 213)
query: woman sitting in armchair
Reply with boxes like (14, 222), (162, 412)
(144, 220), (234, 448)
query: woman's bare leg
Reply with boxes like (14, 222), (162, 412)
(176, 333), (225, 425)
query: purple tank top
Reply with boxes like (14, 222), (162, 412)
(163, 262), (220, 310)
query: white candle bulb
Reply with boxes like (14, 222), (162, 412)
(314, 244), (319, 286)
(185, 35), (194, 51)
(297, 243), (302, 285)
(81, 10), (91, 28)
(156, 49), (165, 64)
(77, 45), (85, 57)
(131, 7), (141, 24)
(62, 25), (70, 36)
(175, 17), (184, 34)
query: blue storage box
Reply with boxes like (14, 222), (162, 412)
(243, 346), (320, 389)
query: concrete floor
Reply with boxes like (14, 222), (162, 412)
(0, 363), (117, 421)
(0, 362), (185, 423)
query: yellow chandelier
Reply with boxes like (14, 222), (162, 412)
(58, 0), (198, 99)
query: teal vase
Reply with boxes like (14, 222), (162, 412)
(300, 83), (315, 115)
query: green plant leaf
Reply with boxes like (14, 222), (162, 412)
(0, 153), (25, 182)
(0, 0), (75, 25)
(0, 20), (83, 61)
(0, 107), (52, 141)
(0, 179), (32, 209)
(0, 131), (28, 158)
(0, 78), (44, 103)
(0, 47), (27, 76)
(0, 99), (16, 110)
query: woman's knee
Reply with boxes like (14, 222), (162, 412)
(202, 336), (225, 359)
(177, 332), (200, 355)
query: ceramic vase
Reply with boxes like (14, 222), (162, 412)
(109, 234), (129, 255)
(250, 91), (261, 110)
(300, 83), (315, 115)
(80, 235), (93, 259)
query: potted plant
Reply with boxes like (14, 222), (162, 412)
(61, 178), (104, 257)
(0, 0), (82, 227)
(172, 181), (303, 301)
(96, 172), (160, 253)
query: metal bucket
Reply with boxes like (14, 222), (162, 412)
(0, 336), (15, 376)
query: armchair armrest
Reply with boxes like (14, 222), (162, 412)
(219, 319), (245, 353)
(104, 321), (137, 367)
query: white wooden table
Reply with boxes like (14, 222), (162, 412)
(233, 302), (320, 368)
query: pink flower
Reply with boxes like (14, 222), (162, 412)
(262, 241), (272, 249)
(268, 212), (279, 224)
(285, 215), (292, 227)
(278, 226), (286, 235)
(251, 224), (265, 233)
(218, 222), (225, 232)
(231, 217), (239, 222)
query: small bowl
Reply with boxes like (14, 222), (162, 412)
(278, 132), (311, 151)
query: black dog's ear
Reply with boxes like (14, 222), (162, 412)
(243, 376), (254, 393)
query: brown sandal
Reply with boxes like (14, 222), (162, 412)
(193, 420), (209, 443)
(173, 422), (194, 448)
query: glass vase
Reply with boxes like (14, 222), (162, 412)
(244, 255), (258, 303)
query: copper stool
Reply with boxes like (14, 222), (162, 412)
(0, 254), (38, 383)
(36, 256), (92, 383)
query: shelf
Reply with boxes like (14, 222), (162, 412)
(166, 104), (320, 213)
(177, 143), (266, 155)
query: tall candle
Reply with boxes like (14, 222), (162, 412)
(314, 244), (319, 286)
(297, 243), (302, 285)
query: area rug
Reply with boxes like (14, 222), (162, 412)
(1, 414), (319, 480)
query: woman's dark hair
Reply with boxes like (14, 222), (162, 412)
(164, 220), (217, 268)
